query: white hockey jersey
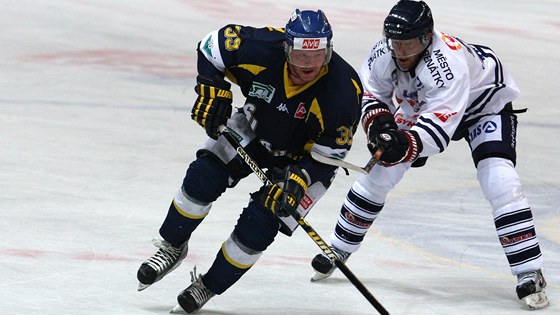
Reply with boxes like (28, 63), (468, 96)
(359, 29), (519, 157)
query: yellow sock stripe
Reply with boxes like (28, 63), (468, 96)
(173, 198), (208, 220)
(221, 242), (254, 269)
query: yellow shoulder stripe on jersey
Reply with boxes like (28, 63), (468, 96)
(351, 78), (362, 102)
(308, 98), (324, 131)
(265, 27), (285, 33)
(236, 64), (267, 76)
(224, 70), (237, 85)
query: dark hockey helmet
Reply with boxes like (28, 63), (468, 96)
(284, 9), (333, 66)
(383, 0), (433, 59)
(383, 0), (433, 40)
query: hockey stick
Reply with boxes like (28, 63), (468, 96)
(310, 149), (383, 174)
(218, 125), (390, 315)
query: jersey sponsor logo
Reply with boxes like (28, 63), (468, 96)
(248, 82), (275, 103)
(342, 210), (371, 228)
(469, 120), (497, 141)
(434, 111), (457, 122)
(398, 90), (425, 112)
(394, 113), (416, 128)
(423, 49), (455, 88)
(441, 33), (463, 51)
(500, 232), (533, 245)
(367, 40), (387, 69)
(468, 116), (502, 149)
(294, 102), (307, 119)
(202, 35), (214, 58)
(276, 103), (289, 113)
(299, 195), (313, 210)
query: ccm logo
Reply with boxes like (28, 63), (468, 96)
(302, 39), (320, 49)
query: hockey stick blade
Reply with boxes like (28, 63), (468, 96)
(218, 125), (390, 315)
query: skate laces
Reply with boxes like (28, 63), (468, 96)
(188, 266), (215, 306)
(145, 239), (183, 273)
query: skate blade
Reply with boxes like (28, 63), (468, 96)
(170, 304), (184, 313)
(310, 271), (332, 282)
(523, 291), (549, 310)
(137, 282), (151, 291)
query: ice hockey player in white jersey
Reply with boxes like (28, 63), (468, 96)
(310, 0), (549, 310)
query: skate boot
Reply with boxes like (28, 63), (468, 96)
(137, 238), (189, 291)
(516, 269), (549, 309)
(175, 267), (216, 313)
(310, 246), (350, 282)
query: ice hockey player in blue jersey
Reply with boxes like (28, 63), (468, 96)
(136, 9), (362, 313)
(310, 0), (549, 310)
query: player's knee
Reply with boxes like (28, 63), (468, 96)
(182, 154), (230, 202)
(477, 157), (525, 209)
(221, 233), (263, 269)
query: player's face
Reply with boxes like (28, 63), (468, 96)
(287, 48), (327, 68)
(287, 49), (326, 85)
(387, 34), (431, 70)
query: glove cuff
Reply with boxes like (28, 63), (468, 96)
(362, 108), (392, 133)
(402, 130), (421, 163)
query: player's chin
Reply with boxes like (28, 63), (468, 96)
(397, 58), (413, 69)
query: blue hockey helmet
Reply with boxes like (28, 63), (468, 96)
(284, 9), (333, 66)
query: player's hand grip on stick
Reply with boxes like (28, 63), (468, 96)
(260, 166), (310, 217)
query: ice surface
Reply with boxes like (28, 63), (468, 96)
(1, 0), (558, 314)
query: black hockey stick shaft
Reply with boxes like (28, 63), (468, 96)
(218, 125), (390, 315)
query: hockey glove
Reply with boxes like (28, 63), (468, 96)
(261, 165), (310, 218)
(361, 99), (397, 139)
(369, 129), (423, 166)
(191, 74), (233, 140)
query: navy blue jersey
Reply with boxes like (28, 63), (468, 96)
(197, 25), (362, 183)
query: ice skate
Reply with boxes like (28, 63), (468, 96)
(516, 269), (549, 310)
(174, 266), (216, 313)
(137, 238), (189, 291)
(310, 246), (350, 282)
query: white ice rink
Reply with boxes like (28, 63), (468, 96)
(1, 0), (559, 314)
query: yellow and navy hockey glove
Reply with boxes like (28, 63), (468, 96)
(261, 165), (310, 218)
(191, 74), (233, 139)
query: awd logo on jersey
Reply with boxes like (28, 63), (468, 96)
(249, 82), (275, 103)
(434, 112), (457, 122)
(294, 103), (307, 119)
